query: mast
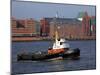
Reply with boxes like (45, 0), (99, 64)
(55, 30), (58, 42)
(55, 12), (59, 42)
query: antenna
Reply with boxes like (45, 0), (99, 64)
(56, 11), (58, 18)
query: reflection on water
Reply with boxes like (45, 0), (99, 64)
(48, 60), (65, 71)
(12, 40), (96, 74)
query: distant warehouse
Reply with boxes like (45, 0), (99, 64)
(11, 12), (96, 40)
(12, 18), (40, 37)
(40, 12), (96, 39)
(40, 17), (82, 39)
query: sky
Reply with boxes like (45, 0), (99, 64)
(11, 1), (96, 20)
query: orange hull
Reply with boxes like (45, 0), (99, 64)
(48, 48), (64, 54)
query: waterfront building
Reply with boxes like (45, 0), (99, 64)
(49, 18), (82, 39)
(12, 18), (40, 37)
(40, 17), (82, 38)
(90, 16), (96, 36)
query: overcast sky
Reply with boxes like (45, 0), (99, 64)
(11, 1), (96, 20)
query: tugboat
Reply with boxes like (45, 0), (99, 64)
(17, 15), (80, 61)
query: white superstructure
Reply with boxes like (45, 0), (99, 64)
(53, 38), (70, 49)
(52, 31), (70, 49)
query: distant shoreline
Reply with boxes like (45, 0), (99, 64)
(12, 36), (96, 42)
(12, 39), (96, 42)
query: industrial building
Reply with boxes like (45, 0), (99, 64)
(49, 18), (82, 39)
(40, 12), (96, 39)
(11, 12), (96, 41)
(12, 18), (40, 37)
(82, 13), (96, 36)
(40, 17), (82, 39)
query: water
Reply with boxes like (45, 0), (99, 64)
(11, 40), (96, 74)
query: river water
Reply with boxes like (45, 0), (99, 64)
(11, 40), (96, 74)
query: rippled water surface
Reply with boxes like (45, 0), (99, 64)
(11, 40), (96, 74)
